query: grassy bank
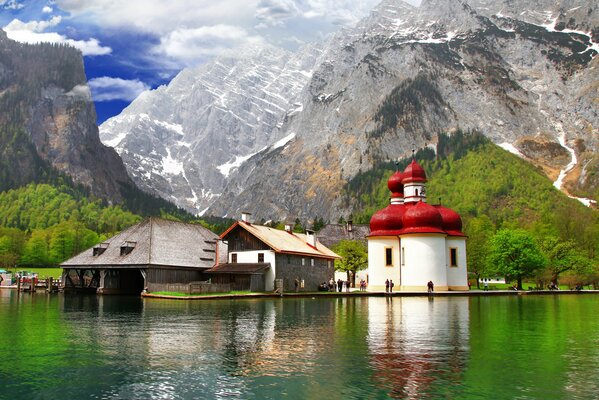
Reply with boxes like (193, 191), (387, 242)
(6, 267), (62, 279)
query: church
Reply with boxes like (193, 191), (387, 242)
(367, 157), (468, 291)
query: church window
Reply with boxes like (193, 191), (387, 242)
(415, 188), (419, 196)
(231, 253), (237, 263)
(450, 248), (458, 267)
(385, 247), (393, 266)
(258, 253), (264, 263)
(401, 247), (405, 266)
(311, 258), (315, 266)
(302, 258), (305, 266)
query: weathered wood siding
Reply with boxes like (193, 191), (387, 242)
(209, 273), (265, 292)
(225, 226), (270, 251)
(147, 268), (204, 284)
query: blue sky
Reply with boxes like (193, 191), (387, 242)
(1, 0), (420, 124)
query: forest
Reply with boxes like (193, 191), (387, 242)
(0, 183), (231, 268)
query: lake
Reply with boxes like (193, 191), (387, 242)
(1, 291), (597, 399)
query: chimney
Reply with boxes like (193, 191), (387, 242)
(347, 219), (353, 233)
(305, 229), (316, 247)
(241, 212), (251, 223)
(284, 223), (293, 232)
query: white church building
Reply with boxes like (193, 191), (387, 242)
(367, 158), (468, 291)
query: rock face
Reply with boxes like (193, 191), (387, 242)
(102, 0), (599, 220)
(0, 31), (134, 203)
(100, 43), (325, 213)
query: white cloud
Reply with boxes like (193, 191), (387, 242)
(42, 5), (53, 13)
(3, 17), (112, 56)
(88, 77), (150, 102)
(56, 0), (259, 34)
(1, 0), (24, 10)
(5, 16), (62, 32)
(255, 0), (299, 28)
(157, 25), (266, 66)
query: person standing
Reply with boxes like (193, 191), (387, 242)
(294, 278), (300, 292)
(385, 279), (389, 293)
(389, 280), (394, 293)
(337, 279), (343, 292)
(427, 280), (434, 293)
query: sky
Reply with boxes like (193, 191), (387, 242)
(0, 0), (420, 124)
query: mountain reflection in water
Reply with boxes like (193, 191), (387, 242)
(1, 292), (597, 399)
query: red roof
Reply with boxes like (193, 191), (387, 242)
(402, 159), (427, 183)
(369, 204), (406, 236)
(398, 202), (445, 234)
(387, 171), (404, 198)
(435, 205), (466, 236)
(368, 157), (465, 237)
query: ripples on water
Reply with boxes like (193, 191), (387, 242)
(1, 291), (598, 399)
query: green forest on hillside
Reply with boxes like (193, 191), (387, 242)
(0, 184), (232, 268)
(344, 131), (598, 286)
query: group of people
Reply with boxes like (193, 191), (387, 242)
(326, 278), (351, 292)
(384, 279), (395, 292)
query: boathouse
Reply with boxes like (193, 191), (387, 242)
(61, 218), (225, 294)
(207, 213), (340, 292)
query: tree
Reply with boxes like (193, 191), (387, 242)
(465, 215), (495, 288)
(21, 230), (50, 266)
(487, 229), (546, 289)
(539, 237), (585, 283)
(332, 240), (368, 287)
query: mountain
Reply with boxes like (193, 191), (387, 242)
(0, 30), (190, 218)
(101, 0), (598, 220)
(208, 0), (598, 220)
(0, 29), (132, 202)
(100, 43), (326, 213)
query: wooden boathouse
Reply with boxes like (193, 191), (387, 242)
(61, 218), (225, 294)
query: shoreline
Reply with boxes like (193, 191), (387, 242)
(141, 289), (599, 300)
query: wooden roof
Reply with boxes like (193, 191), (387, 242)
(221, 221), (341, 260)
(61, 218), (222, 269)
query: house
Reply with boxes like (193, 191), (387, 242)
(61, 218), (225, 294)
(317, 221), (370, 249)
(317, 221), (370, 285)
(368, 158), (468, 291)
(207, 213), (340, 292)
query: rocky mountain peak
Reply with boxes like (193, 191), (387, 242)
(102, 0), (598, 221)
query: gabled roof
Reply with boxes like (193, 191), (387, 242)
(317, 224), (370, 248)
(221, 221), (341, 259)
(61, 218), (221, 269)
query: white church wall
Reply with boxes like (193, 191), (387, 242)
(400, 234), (448, 291)
(367, 237), (400, 291)
(446, 237), (468, 290)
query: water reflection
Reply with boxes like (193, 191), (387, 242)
(368, 296), (470, 399)
(2, 293), (598, 399)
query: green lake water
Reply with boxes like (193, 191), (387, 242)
(1, 291), (598, 399)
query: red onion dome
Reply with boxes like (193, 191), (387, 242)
(402, 159), (427, 183)
(387, 171), (404, 198)
(369, 204), (406, 236)
(435, 205), (466, 236)
(399, 201), (445, 234)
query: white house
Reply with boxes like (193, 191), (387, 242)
(208, 213), (340, 292)
(367, 158), (468, 291)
